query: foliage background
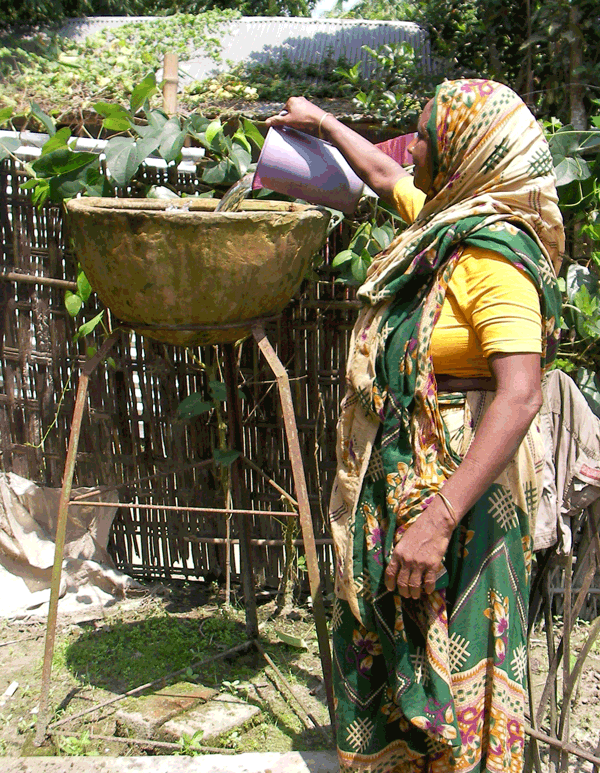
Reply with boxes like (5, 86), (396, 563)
(1, 0), (600, 411)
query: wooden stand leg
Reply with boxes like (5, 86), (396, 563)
(35, 332), (120, 746)
(252, 324), (336, 731)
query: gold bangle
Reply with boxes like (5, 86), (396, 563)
(438, 492), (459, 528)
(318, 112), (332, 139)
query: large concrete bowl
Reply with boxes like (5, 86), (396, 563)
(66, 197), (331, 346)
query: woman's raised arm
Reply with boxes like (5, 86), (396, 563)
(266, 96), (409, 205)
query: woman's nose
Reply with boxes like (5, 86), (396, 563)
(407, 139), (415, 157)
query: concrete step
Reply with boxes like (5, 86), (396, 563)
(5, 751), (339, 772)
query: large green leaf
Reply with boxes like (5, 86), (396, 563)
(147, 109), (169, 132)
(576, 367), (600, 417)
(77, 270), (93, 303)
(331, 249), (354, 268)
(93, 102), (134, 132)
(0, 137), (21, 161)
(201, 157), (236, 185)
(240, 118), (264, 150)
(30, 102), (55, 136)
(32, 148), (97, 178)
(83, 167), (113, 198)
(49, 165), (94, 201)
(205, 120), (222, 146)
(230, 145), (251, 176)
(350, 249), (370, 283)
(40, 127), (71, 157)
(0, 106), (14, 126)
(65, 291), (83, 317)
(188, 114), (211, 137)
(158, 117), (186, 163)
(136, 134), (162, 164)
(130, 71), (158, 114)
(554, 155), (590, 186)
(566, 263), (597, 304)
(104, 137), (141, 188)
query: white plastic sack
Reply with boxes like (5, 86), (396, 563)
(0, 472), (143, 618)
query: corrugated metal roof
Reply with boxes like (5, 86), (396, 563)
(58, 16), (430, 82)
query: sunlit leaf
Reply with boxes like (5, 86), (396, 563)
(30, 102), (55, 136)
(65, 291), (83, 317)
(205, 120), (222, 145)
(130, 71), (158, 114)
(240, 118), (264, 150)
(40, 127), (71, 157)
(93, 102), (134, 132)
(158, 117), (186, 163)
(371, 225), (393, 249)
(331, 249), (354, 268)
(104, 137), (140, 188)
(73, 310), (104, 342)
(77, 270), (93, 303)
(0, 106), (14, 126)
(230, 145), (251, 176)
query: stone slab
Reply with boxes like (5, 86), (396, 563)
(4, 752), (339, 773)
(159, 693), (261, 743)
(115, 682), (217, 737)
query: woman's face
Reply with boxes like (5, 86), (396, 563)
(408, 100), (434, 194)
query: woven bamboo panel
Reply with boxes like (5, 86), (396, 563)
(2, 157), (599, 617)
(0, 157), (357, 590)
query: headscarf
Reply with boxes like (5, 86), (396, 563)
(329, 79), (564, 622)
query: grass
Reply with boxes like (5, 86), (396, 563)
(56, 607), (246, 693)
(1, 591), (333, 757)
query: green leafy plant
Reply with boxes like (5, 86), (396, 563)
(176, 729), (205, 756)
(13, 82), (263, 208)
(331, 201), (399, 285)
(57, 730), (98, 756)
(543, 106), (600, 413)
(222, 679), (243, 694)
(0, 12), (239, 116)
(335, 42), (435, 130)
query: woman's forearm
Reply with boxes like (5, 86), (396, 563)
(317, 114), (409, 203)
(439, 388), (542, 519)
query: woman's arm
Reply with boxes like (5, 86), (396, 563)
(265, 97), (408, 205)
(384, 351), (543, 598)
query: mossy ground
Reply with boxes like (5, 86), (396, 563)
(0, 581), (334, 757)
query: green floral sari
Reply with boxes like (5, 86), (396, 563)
(329, 80), (563, 773)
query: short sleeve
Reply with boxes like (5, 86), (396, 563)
(449, 249), (542, 356)
(391, 175), (427, 225)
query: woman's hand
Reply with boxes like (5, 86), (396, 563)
(265, 96), (326, 136)
(384, 496), (456, 598)
(385, 352), (543, 599)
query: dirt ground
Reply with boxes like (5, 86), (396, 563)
(0, 580), (598, 767)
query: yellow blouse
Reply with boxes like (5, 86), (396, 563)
(392, 176), (542, 377)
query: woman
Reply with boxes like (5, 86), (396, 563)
(267, 80), (563, 773)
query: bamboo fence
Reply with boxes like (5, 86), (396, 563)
(1, 153), (600, 770)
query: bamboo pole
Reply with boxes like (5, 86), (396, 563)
(162, 53), (178, 116)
